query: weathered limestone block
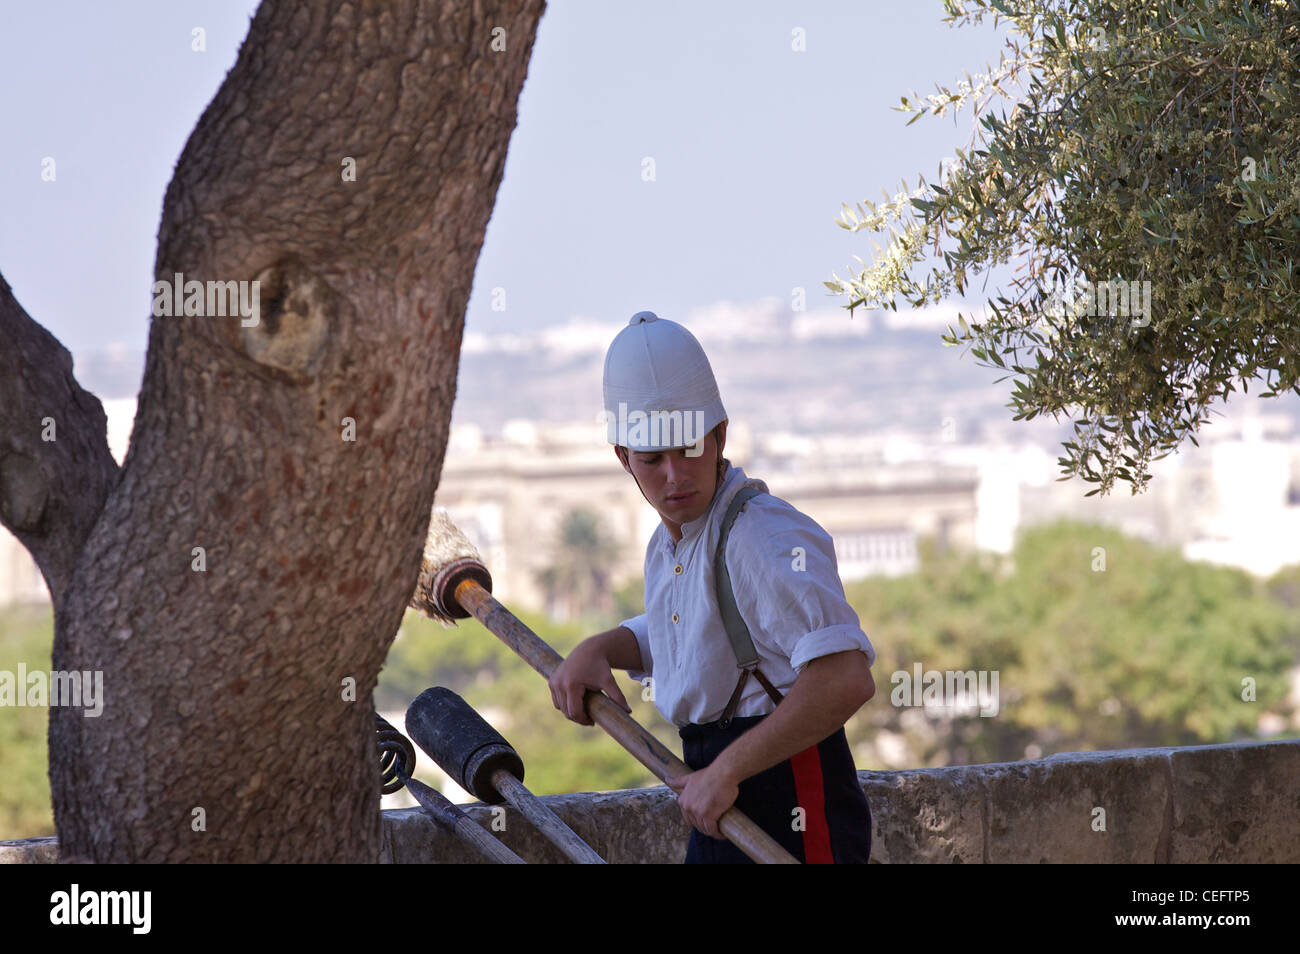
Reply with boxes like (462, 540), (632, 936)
(985, 748), (1172, 863)
(863, 767), (984, 863)
(383, 785), (689, 864)
(1166, 740), (1300, 863)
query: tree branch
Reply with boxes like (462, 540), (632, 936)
(0, 272), (120, 608)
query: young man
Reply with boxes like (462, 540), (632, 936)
(548, 311), (876, 863)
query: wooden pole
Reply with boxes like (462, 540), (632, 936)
(491, 770), (605, 864)
(401, 774), (526, 864)
(453, 579), (800, 865)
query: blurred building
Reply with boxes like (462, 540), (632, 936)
(434, 419), (981, 609)
(1017, 411), (1300, 577)
(4, 399), (1298, 611)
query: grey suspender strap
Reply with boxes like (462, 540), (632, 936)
(715, 486), (785, 728)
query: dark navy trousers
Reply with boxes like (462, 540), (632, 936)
(679, 714), (872, 864)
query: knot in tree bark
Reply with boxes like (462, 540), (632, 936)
(239, 258), (335, 383)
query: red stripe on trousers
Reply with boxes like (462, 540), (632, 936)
(789, 744), (834, 864)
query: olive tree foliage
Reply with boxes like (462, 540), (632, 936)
(827, 0), (1300, 496)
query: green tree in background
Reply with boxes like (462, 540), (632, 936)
(828, 0), (1300, 496)
(0, 607), (55, 838)
(846, 521), (1297, 768)
(534, 508), (622, 620)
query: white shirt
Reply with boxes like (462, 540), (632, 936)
(620, 462), (876, 727)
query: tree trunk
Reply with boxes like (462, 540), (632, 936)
(2, 0), (544, 862)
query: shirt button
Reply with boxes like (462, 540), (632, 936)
(672, 613), (680, 624)
(674, 564), (683, 575)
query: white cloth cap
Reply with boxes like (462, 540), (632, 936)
(602, 311), (726, 451)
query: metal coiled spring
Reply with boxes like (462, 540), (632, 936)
(375, 712), (417, 795)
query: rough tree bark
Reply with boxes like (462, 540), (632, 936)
(0, 0), (545, 862)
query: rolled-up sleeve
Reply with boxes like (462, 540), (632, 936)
(728, 509), (876, 673)
(618, 613), (653, 681)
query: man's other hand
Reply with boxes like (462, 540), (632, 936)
(666, 763), (740, 839)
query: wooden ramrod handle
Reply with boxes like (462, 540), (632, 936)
(452, 579), (799, 864)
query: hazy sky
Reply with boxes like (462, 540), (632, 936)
(1, 1), (1007, 366)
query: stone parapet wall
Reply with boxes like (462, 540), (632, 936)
(4, 739), (1296, 863)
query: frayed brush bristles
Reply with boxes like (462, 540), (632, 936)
(409, 508), (493, 624)
(423, 507), (484, 567)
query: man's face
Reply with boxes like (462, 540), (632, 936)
(617, 425), (726, 534)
